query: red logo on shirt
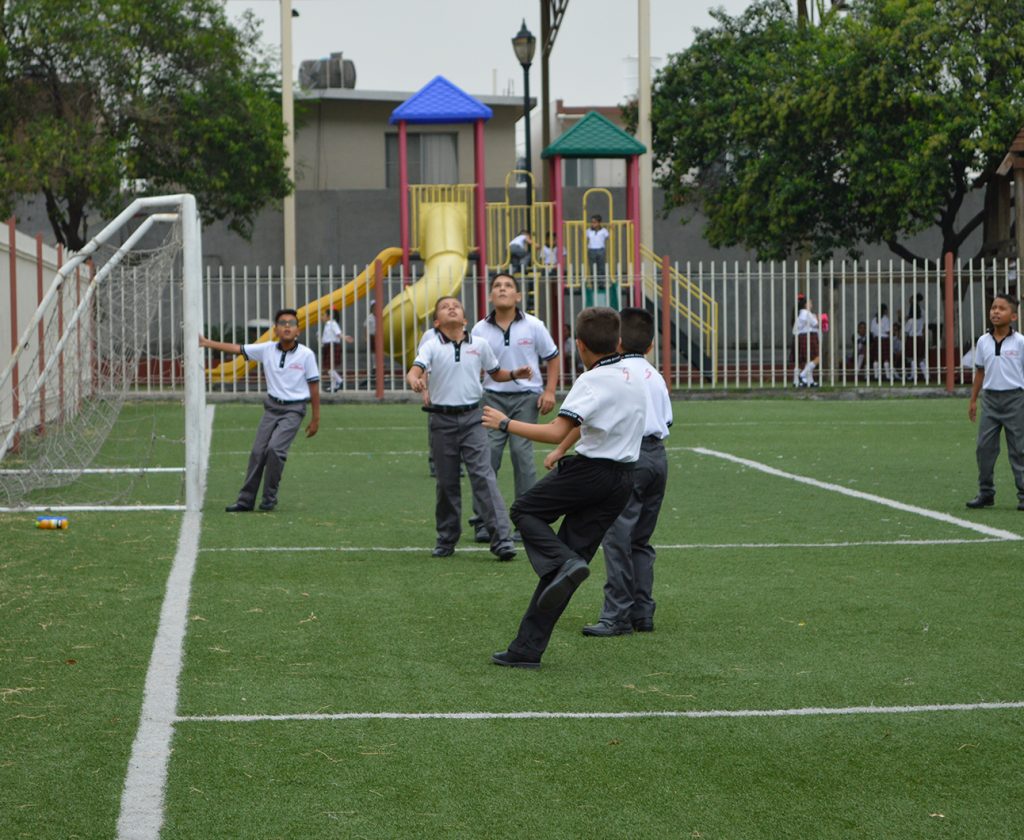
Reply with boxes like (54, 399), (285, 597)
(517, 338), (534, 347)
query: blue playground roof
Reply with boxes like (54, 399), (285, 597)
(389, 76), (493, 124)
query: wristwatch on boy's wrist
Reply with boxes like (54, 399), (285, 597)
(498, 418), (510, 432)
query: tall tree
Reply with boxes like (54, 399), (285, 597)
(0, 0), (290, 250)
(639, 0), (1024, 262)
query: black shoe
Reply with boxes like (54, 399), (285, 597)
(258, 501), (276, 512)
(474, 526), (490, 543)
(431, 545), (455, 557)
(965, 495), (995, 509)
(225, 503), (253, 512)
(582, 621), (633, 637)
(493, 545), (517, 562)
(632, 618), (655, 633)
(537, 558), (590, 612)
(491, 650), (540, 669)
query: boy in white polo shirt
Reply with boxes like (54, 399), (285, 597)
(482, 307), (646, 669)
(200, 308), (320, 512)
(546, 308), (673, 636)
(966, 293), (1024, 510)
(408, 296), (533, 560)
(467, 273), (559, 542)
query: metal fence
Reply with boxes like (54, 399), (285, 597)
(132, 256), (1020, 396)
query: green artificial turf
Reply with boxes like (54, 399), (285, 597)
(3, 397), (1023, 839)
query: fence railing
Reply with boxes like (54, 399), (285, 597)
(92, 256), (1021, 396)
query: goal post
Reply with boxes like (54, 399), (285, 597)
(0, 194), (206, 511)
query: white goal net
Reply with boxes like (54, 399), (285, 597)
(0, 195), (206, 511)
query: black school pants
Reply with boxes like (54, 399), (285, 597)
(507, 454), (634, 659)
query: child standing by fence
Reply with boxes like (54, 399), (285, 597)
(966, 293), (1024, 510)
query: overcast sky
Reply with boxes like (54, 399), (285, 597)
(225, 1), (754, 106)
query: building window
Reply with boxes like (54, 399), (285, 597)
(385, 133), (458, 187)
(563, 158), (595, 188)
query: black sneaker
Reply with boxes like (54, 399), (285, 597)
(965, 495), (995, 509)
(491, 650), (540, 669)
(431, 545), (455, 557)
(224, 503), (253, 512)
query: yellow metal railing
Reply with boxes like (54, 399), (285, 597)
(485, 170), (555, 270)
(640, 244), (719, 374)
(409, 185), (476, 253)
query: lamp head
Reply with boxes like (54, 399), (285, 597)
(512, 19), (536, 68)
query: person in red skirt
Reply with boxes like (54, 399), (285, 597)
(792, 293), (820, 388)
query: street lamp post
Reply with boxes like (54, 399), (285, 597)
(512, 20), (536, 218)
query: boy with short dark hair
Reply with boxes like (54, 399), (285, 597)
(468, 273), (559, 542)
(966, 293), (1024, 510)
(482, 307), (646, 669)
(200, 309), (320, 512)
(408, 296), (533, 560)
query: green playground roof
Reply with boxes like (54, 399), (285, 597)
(541, 111), (646, 159)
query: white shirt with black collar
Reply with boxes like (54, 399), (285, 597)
(472, 309), (558, 394)
(558, 355), (646, 463)
(242, 341), (319, 401)
(619, 353), (673, 439)
(413, 330), (500, 406)
(975, 328), (1024, 391)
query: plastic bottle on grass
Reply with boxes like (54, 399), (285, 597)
(36, 516), (69, 530)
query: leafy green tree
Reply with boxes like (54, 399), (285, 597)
(638, 0), (1024, 261)
(0, 0), (290, 250)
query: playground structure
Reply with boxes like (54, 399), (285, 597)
(208, 76), (718, 385)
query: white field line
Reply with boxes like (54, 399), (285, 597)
(198, 537), (1009, 555)
(178, 700), (1024, 724)
(688, 447), (1022, 542)
(116, 405), (214, 840)
(0, 504), (186, 513)
(221, 449), (426, 457)
(0, 467), (183, 474)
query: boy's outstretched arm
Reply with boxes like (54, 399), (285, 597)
(199, 335), (242, 355)
(482, 405), (575, 445)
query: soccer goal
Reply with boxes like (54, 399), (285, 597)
(0, 195), (206, 512)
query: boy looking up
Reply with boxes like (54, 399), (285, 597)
(482, 307), (646, 669)
(966, 293), (1024, 510)
(200, 309), (320, 512)
(407, 296), (532, 560)
(468, 273), (559, 541)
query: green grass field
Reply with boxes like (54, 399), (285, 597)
(3, 397), (1024, 838)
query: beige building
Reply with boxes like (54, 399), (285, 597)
(294, 87), (528, 191)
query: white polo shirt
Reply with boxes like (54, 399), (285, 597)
(792, 310), (819, 336)
(242, 341), (320, 401)
(559, 355), (646, 463)
(321, 319), (344, 345)
(620, 353), (673, 439)
(472, 309), (559, 394)
(586, 227), (609, 250)
(974, 329), (1024, 391)
(413, 330), (500, 406)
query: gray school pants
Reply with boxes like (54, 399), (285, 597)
(236, 398), (306, 507)
(429, 408), (513, 550)
(598, 436), (668, 627)
(976, 388), (1024, 500)
(588, 248), (607, 278)
(468, 391), (540, 532)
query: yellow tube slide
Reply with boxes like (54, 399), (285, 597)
(380, 202), (469, 367)
(207, 246), (403, 384)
